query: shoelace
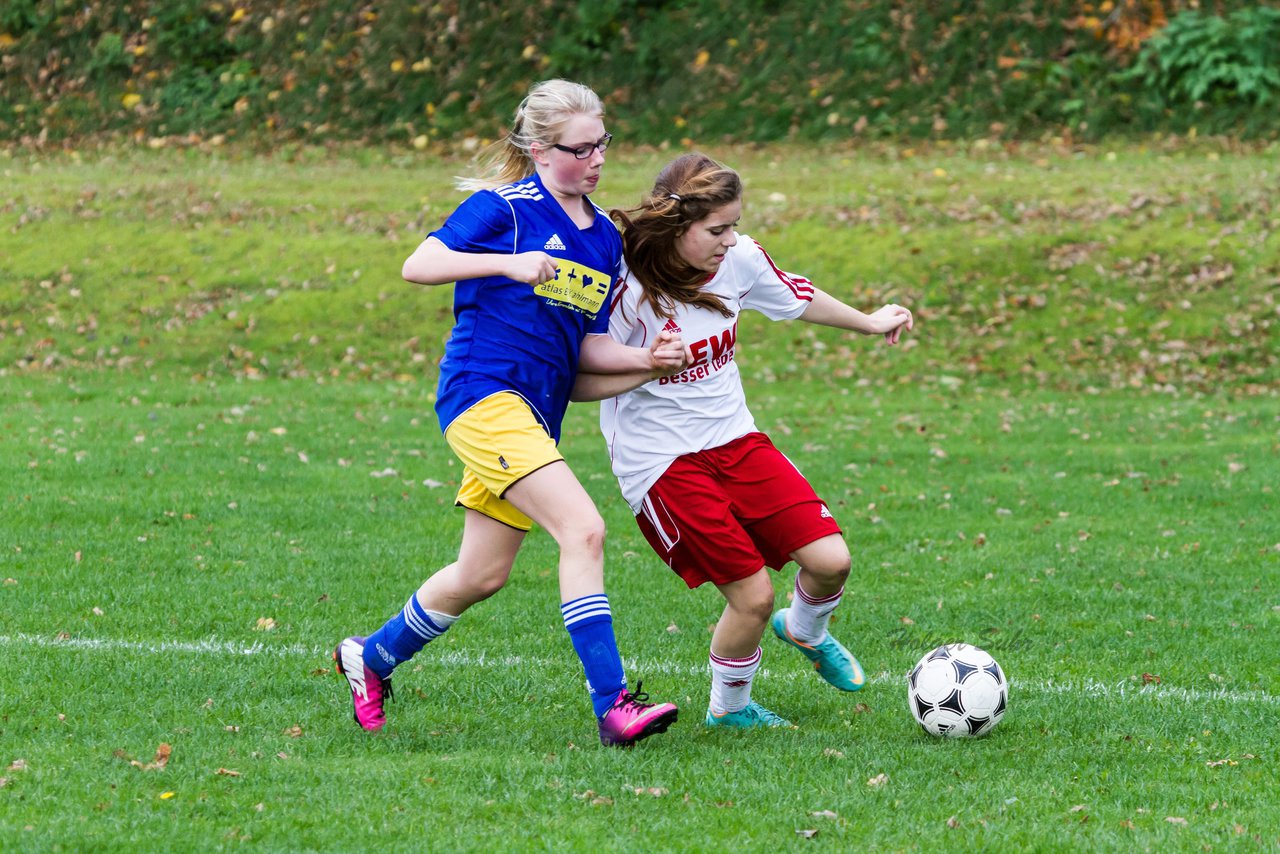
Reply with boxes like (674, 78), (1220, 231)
(750, 704), (787, 725)
(617, 680), (652, 709)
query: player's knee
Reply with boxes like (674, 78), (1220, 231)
(800, 539), (851, 585)
(824, 554), (852, 584)
(457, 557), (514, 600)
(556, 513), (607, 559)
(470, 570), (510, 600)
(740, 587), (776, 627)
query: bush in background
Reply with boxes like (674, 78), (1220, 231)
(1, 0), (1276, 147)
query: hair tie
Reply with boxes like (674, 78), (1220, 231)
(668, 193), (681, 201)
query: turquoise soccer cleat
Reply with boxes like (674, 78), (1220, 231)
(704, 701), (794, 729)
(770, 608), (866, 692)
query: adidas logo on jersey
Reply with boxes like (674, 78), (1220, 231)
(662, 318), (682, 334)
(544, 233), (567, 251)
(820, 504), (833, 519)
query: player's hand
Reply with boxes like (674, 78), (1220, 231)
(506, 251), (560, 285)
(649, 329), (692, 375)
(867, 303), (914, 345)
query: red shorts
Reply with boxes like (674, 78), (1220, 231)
(634, 432), (842, 589)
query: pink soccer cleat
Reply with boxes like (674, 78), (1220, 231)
(597, 681), (678, 747)
(333, 636), (393, 732)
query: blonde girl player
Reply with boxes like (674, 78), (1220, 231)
(574, 153), (913, 728)
(334, 80), (687, 746)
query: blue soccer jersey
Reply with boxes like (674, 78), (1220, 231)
(429, 173), (621, 443)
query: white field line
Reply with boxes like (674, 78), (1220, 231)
(5, 632), (1277, 707)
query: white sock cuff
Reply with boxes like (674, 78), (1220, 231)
(795, 579), (844, 609)
(710, 646), (762, 673)
(425, 608), (458, 630)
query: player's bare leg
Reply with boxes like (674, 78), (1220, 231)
(506, 460), (677, 745)
(704, 570), (792, 728)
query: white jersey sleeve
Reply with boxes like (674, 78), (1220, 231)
(739, 237), (815, 320)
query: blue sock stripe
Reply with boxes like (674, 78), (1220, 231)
(561, 594), (612, 629)
(362, 595), (452, 679)
(403, 598), (444, 640)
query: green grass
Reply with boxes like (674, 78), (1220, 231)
(1, 144), (1277, 851)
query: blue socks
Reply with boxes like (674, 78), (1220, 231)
(561, 594), (627, 718)
(361, 591), (625, 719)
(363, 593), (455, 679)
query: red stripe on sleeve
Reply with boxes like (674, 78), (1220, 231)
(753, 239), (814, 301)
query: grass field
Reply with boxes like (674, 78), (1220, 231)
(2, 141), (1277, 851)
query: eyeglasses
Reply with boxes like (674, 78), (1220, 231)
(551, 133), (612, 160)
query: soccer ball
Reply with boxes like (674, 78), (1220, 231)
(907, 643), (1008, 738)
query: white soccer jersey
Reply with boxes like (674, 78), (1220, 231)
(600, 235), (815, 511)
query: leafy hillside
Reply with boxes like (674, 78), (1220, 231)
(3, 1), (1279, 147)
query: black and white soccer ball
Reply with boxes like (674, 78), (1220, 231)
(907, 643), (1008, 738)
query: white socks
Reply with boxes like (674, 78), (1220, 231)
(708, 647), (762, 714)
(785, 578), (844, 645)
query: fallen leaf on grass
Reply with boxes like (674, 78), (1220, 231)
(284, 726), (303, 738)
(811, 809), (839, 820)
(946, 816), (960, 829)
(255, 617), (277, 631)
(795, 829), (818, 838)
(7, 759), (27, 772)
(631, 787), (668, 797)
(1166, 816), (1188, 826)
(867, 774), (888, 787)
(130, 744), (171, 771)
(215, 768), (241, 777)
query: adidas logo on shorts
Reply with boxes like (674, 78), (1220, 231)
(544, 233), (567, 251)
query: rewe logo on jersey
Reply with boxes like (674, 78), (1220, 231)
(544, 233), (567, 251)
(662, 318), (682, 335)
(657, 323), (738, 386)
(688, 325), (736, 369)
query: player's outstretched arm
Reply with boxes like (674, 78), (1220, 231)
(571, 331), (691, 402)
(402, 236), (560, 286)
(800, 289), (914, 345)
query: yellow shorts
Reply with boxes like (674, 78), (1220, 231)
(444, 392), (563, 531)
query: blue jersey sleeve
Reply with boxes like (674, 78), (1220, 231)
(429, 191), (516, 255)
